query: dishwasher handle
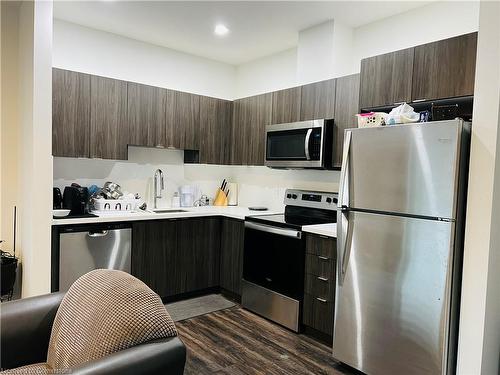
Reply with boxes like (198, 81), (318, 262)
(88, 230), (109, 237)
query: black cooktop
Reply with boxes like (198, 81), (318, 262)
(246, 206), (337, 230)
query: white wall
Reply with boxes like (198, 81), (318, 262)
(457, 1), (500, 374)
(297, 20), (355, 86)
(235, 1), (479, 96)
(352, 1), (480, 71)
(53, 148), (339, 212)
(53, 20), (236, 100)
(235, 48), (298, 98)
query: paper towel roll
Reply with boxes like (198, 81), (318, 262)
(228, 182), (238, 206)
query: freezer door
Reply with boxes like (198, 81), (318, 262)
(342, 120), (464, 219)
(333, 211), (455, 375)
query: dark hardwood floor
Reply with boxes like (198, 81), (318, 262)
(176, 306), (356, 375)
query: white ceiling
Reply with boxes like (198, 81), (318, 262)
(53, 1), (432, 65)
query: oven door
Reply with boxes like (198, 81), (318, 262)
(243, 221), (305, 300)
(265, 120), (324, 168)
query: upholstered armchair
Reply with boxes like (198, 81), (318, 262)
(0, 270), (186, 374)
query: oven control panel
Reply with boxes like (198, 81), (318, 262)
(284, 189), (338, 210)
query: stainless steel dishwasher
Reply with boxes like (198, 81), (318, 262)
(58, 223), (131, 292)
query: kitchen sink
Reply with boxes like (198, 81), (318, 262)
(152, 209), (188, 214)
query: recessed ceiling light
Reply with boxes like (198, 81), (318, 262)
(214, 24), (229, 36)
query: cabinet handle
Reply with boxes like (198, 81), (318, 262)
(318, 256), (329, 261)
(317, 276), (329, 282)
(319, 235), (329, 239)
(393, 101), (406, 106)
(316, 297), (327, 303)
(412, 98), (427, 103)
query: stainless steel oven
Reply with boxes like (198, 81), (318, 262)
(265, 119), (334, 169)
(242, 189), (338, 332)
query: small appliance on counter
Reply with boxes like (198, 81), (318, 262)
(63, 184), (90, 216)
(180, 185), (196, 207)
(53, 188), (63, 209)
(242, 189), (338, 332)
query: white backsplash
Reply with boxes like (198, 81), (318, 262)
(53, 147), (340, 212)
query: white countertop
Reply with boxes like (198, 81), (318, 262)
(302, 223), (337, 238)
(52, 206), (282, 226)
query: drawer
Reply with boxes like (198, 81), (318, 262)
(305, 274), (334, 300)
(305, 254), (334, 279)
(302, 293), (334, 335)
(306, 234), (336, 258)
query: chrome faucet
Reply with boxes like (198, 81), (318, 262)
(153, 169), (164, 209)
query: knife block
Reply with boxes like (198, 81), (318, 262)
(213, 189), (228, 206)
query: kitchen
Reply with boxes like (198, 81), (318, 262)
(1, 1), (500, 375)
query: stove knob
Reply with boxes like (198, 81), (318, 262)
(333, 197), (338, 204)
(292, 194), (298, 199)
(326, 197), (332, 204)
(286, 193), (292, 199)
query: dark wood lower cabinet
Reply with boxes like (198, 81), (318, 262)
(219, 218), (245, 296)
(131, 220), (181, 298)
(132, 217), (221, 299)
(177, 217), (221, 292)
(303, 234), (337, 336)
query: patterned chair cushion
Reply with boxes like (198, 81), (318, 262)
(0, 363), (50, 374)
(47, 269), (177, 369)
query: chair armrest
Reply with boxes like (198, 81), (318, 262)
(1, 292), (64, 370)
(70, 337), (186, 375)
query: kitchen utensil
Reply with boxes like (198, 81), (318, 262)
(53, 209), (71, 218)
(214, 189), (228, 206)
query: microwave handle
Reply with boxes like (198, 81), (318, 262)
(304, 128), (312, 160)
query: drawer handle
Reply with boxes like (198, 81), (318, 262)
(317, 276), (329, 282)
(316, 297), (327, 303)
(319, 235), (329, 239)
(318, 256), (329, 261)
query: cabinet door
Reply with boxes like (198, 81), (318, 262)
(271, 87), (302, 124)
(333, 74), (360, 168)
(177, 217), (221, 291)
(90, 75), (128, 160)
(127, 82), (167, 148)
(52, 68), (91, 157)
(131, 220), (182, 298)
(166, 91), (200, 150)
(359, 48), (414, 109)
(199, 96), (232, 164)
(220, 218), (245, 295)
(412, 32), (477, 101)
(231, 93), (272, 165)
(300, 79), (336, 121)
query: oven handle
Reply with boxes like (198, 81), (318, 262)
(245, 221), (302, 239)
(304, 128), (312, 160)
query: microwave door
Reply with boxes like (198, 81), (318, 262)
(266, 128), (310, 161)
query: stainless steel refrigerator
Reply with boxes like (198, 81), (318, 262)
(333, 119), (470, 375)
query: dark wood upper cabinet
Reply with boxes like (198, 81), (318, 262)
(412, 32), (477, 101)
(300, 79), (336, 121)
(52, 68), (91, 158)
(220, 218), (245, 296)
(127, 82), (167, 148)
(271, 87), (302, 124)
(231, 93), (272, 165)
(333, 74), (360, 168)
(199, 96), (232, 164)
(90, 75), (128, 160)
(166, 90), (200, 150)
(359, 48), (414, 109)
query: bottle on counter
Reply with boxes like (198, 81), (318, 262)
(171, 192), (180, 208)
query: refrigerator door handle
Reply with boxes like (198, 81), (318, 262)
(338, 130), (351, 209)
(338, 209), (353, 286)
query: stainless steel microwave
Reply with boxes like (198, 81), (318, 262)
(264, 119), (334, 169)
